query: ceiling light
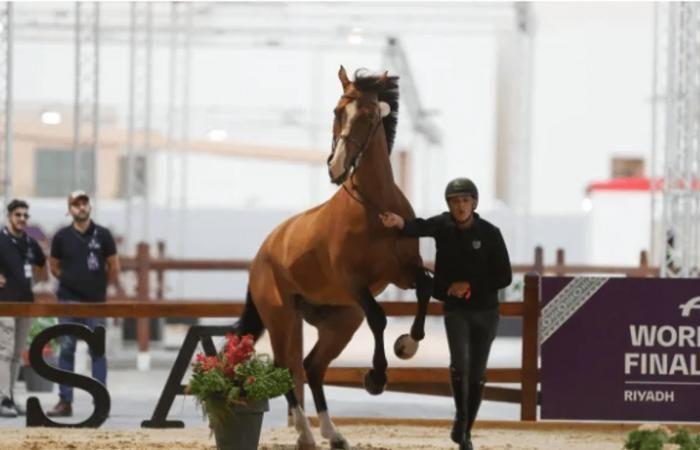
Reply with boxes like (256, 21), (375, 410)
(348, 27), (363, 45)
(581, 197), (592, 213)
(207, 129), (227, 142)
(41, 111), (62, 125)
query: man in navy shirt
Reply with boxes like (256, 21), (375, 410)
(47, 191), (121, 417)
(0, 199), (47, 417)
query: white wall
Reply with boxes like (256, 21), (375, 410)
(12, 21), (497, 213)
(530, 2), (654, 215)
(12, 2), (657, 267)
(587, 191), (651, 266)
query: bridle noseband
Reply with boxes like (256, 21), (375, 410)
(329, 95), (384, 183)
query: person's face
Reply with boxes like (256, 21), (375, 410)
(8, 207), (29, 233)
(447, 195), (477, 224)
(69, 198), (91, 222)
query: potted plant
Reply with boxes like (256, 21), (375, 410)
(21, 317), (59, 392)
(624, 424), (700, 450)
(187, 333), (293, 450)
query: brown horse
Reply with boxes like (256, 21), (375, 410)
(234, 66), (432, 450)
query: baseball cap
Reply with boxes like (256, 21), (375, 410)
(67, 190), (90, 207)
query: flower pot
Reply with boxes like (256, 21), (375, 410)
(23, 354), (57, 392)
(213, 399), (269, 450)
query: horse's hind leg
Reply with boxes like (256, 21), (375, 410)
(395, 267), (433, 359)
(303, 306), (363, 450)
(357, 287), (388, 395)
(276, 313), (317, 450)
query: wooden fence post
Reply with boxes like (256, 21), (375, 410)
(136, 242), (151, 371)
(639, 250), (649, 277)
(534, 246), (544, 274)
(156, 241), (166, 300)
(555, 248), (565, 276)
(521, 273), (540, 421)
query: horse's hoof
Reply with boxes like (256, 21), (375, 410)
(330, 432), (351, 450)
(394, 333), (419, 360)
(363, 369), (386, 395)
(295, 439), (317, 450)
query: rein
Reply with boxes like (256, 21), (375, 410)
(342, 176), (385, 214)
(339, 116), (386, 214)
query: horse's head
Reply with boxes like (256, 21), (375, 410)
(327, 66), (395, 185)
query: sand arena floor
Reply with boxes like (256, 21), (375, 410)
(0, 423), (635, 450)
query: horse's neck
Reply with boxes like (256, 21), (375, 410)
(352, 126), (395, 203)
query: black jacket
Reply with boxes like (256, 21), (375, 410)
(401, 212), (512, 310)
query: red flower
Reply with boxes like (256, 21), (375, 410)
(192, 334), (257, 376)
(193, 353), (220, 373)
(223, 333), (255, 367)
(247, 376), (256, 385)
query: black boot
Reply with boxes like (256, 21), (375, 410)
(466, 380), (486, 434)
(449, 368), (468, 445)
(459, 438), (474, 450)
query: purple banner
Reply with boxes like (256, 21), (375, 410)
(541, 277), (700, 422)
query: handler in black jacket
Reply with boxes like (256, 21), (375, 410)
(380, 178), (512, 450)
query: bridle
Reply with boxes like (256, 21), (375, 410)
(329, 94), (411, 273)
(329, 95), (384, 185)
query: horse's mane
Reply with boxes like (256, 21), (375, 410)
(353, 69), (399, 155)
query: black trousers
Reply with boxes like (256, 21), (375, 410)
(444, 306), (499, 379)
(444, 304), (499, 442)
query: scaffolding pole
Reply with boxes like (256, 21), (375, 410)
(166, 1), (192, 253)
(659, 3), (700, 277)
(126, 2), (153, 251)
(165, 2), (193, 329)
(72, 2), (100, 207)
(0, 2), (12, 208)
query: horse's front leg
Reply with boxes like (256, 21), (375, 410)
(358, 287), (388, 395)
(395, 267), (433, 359)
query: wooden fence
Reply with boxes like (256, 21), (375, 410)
(1, 243), (658, 421)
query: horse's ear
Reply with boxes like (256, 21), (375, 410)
(338, 65), (350, 90)
(379, 101), (391, 118)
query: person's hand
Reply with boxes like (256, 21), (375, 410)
(0, 274), (5, 287)
(379, 212), (405, 229)
(448, 281), (471, 299)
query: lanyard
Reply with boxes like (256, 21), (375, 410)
(71, 224), (99, 248)
(2, 226), (32, 261)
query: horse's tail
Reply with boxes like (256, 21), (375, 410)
(232, 287), (266, 341)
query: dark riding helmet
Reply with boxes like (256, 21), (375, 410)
(444, 178), (478, 201)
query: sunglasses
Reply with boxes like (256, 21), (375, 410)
(13, 212), (30, 219)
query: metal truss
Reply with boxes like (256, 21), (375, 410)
(125, 2), (154, 249)
(166, 2), (193, 269)
(166, 1), (192, 210)
(656, 2), (700, 277)
(72, 2), (100, 196)
(380, 35), (446, 219)
(381, 37), (442, 148)
(0, 3), (11, 207)
(650, 2), (669, 271)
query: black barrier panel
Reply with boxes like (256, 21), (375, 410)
(122, 318), (163, 341)
(141, 325), (234, 428)
(26, 324), (111, 428)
